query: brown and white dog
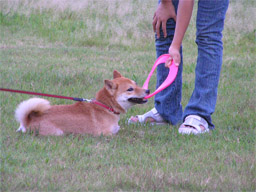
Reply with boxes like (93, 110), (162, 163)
(15, 70), (149, 136)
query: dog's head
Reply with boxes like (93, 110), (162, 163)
(104, 70), (150, 111)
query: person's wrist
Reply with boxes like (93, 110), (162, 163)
(170, 42), (181, 51)
(161, 0), (173, 3)
(161, 0), (174, 6)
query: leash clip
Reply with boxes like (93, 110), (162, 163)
(73, 98), (92, 102)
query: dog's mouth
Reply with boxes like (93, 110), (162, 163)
(128, 97), (148, 104)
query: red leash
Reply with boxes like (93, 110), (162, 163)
(0, 88), (87, 102)
(0, 88), (120, 114)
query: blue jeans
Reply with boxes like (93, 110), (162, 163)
(154, 0), (229, 129)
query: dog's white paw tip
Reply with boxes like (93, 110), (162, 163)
(16, 125), (26, 133)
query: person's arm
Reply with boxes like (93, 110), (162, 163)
(152, 0), (176, 38)
(166, 0), (194, 67)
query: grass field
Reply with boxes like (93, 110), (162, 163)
(1, 0), (255, 191)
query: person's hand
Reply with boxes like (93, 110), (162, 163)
(165, 46), (180, 67)
(153, 1), (176, 38)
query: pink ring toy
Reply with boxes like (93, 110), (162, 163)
(143, 54), (178, 99)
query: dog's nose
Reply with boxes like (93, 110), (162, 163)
(145, 89), (150, 94)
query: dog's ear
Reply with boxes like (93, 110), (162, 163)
(104, 80), (117, 95)
(113, 70), (122, 79)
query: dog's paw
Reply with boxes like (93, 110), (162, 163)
(112, 125), (120, 134)
(16, 125), (26, 133)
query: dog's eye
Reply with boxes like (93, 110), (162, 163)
(127, 87), (134, 92)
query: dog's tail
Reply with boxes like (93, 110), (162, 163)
(15, 98), (51, 132)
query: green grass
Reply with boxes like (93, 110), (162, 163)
(1, 0), (256, 191)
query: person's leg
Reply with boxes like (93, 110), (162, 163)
(154, 0), (183, 125)
(183, 0), (229, 129)
(129, 0), (182, 125)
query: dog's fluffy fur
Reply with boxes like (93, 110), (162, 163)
(15, 70), (149, 136)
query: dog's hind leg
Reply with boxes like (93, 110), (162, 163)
(37, 123), (64, 136)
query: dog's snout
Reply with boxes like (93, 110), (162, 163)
(145, 89), (150, 94)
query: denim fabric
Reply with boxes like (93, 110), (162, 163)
(154, 0), (229, 129)
(155, 0), (182, 126)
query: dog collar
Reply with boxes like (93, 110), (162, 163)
(91, 100), (120, 115)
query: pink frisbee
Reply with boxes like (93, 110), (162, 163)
(143, 54), (178, 99)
